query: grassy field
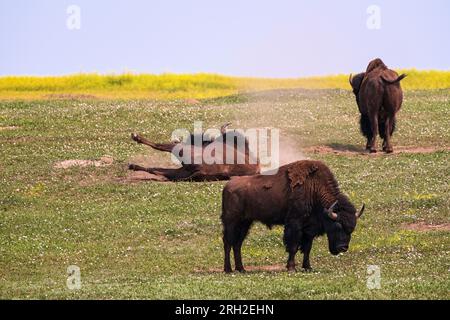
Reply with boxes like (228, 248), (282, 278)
(1, 69), (450, 100)
(0, 86), (449, 299)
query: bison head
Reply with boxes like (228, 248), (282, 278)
(322, 196), (365, 255)
(349, 73), (366, 103)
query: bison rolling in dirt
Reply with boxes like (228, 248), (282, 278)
(221, 160), (364, 273)
(350, 58), (406, 153)
(129, 123), (260, 181)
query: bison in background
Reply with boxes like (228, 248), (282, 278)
(349, 58), (406, 153)
(221, 160), (364, 273)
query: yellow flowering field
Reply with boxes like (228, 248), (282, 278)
(0, 69), (448, 100)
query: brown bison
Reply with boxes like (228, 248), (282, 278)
(221, 160), (364, 273)
(349, 58), (406, 153)
(129, 123), (260, 181)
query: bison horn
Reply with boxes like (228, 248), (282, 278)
(328, 211), (338, 220)
(349, 74), (353, 86)
(327, 200), (338, 220)
(220, 122), (232, 134)
(356, 204), (365, 219)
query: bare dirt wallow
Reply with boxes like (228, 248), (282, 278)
(403, 222), (450, 232)
(54, 156), (114, 169)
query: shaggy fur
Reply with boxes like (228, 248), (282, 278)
(221, 160), (362, 273)
(350, 58), (406, 153)
(360, 114), (373, 140)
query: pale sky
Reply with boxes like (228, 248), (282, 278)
(0, 0), (449, 77)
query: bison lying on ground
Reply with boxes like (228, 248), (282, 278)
(221, 160), (364, 273)
(129, 123), (260, 181)
(349, 58), (406, 153)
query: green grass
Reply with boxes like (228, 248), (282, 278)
(0, 89), (449, 299)
(0, 70), (449, 100)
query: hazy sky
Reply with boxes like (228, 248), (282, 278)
(1, 0), (449, 77)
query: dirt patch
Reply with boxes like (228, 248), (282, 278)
(0, 126), (19, 131)
(124, 170), (170, 182)
(304, 145), (450, 156)
(54, 156), (114, 169)
(403, 222), (450, 232)
(195, 264), (287, 274)
(45, 93), (98, 100)
(185, 98), (200, 105)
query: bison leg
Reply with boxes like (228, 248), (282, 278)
(283, 220), (302, 272)
(233, 245), (245, 272)
(360, 114), (373, 150)
(383, 116), (394, 153)
(131, 133), (178, 153)
(300, 236), (313, 271)
(233, 221), (252, 273)
(223, 239), (232, 273)
(128, 164), (148, 172)
(128, 164), (199, 181)
(367, 113), (379, 153)
(223, 220), (251, 273)
(223, 223), (237, 273)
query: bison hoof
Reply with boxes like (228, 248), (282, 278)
(287, 266), (296, 273)
(302, 267), (313, 273)
(131, 133), (141, 143)
(385, 148), (394, 154)
(236, 268), (246, 273)
(224, 267), (233, 274)
(369, 149), (377, 154)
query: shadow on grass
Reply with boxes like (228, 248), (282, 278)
(326, 143), (365, 153)
(194, 264), (323, 275)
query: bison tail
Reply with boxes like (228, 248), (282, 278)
(360, 114), (373, 139)
(381, 74), (407, 85)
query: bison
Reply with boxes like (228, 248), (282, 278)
(129, 123), (260, 181)
(221, 160), (364, 273)
(349, 58), (406, 153)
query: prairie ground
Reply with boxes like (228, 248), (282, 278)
(0, 88), (449, 299)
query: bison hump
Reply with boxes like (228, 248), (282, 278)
(287, 161), (319, 189)
(366, 58), (387, 73)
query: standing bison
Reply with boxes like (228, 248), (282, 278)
(221, 160), (364, 273)
(349, 58), (406, 153)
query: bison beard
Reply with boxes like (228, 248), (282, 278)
(350, 58), (406, 153)
(221, 160), (364, 273)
